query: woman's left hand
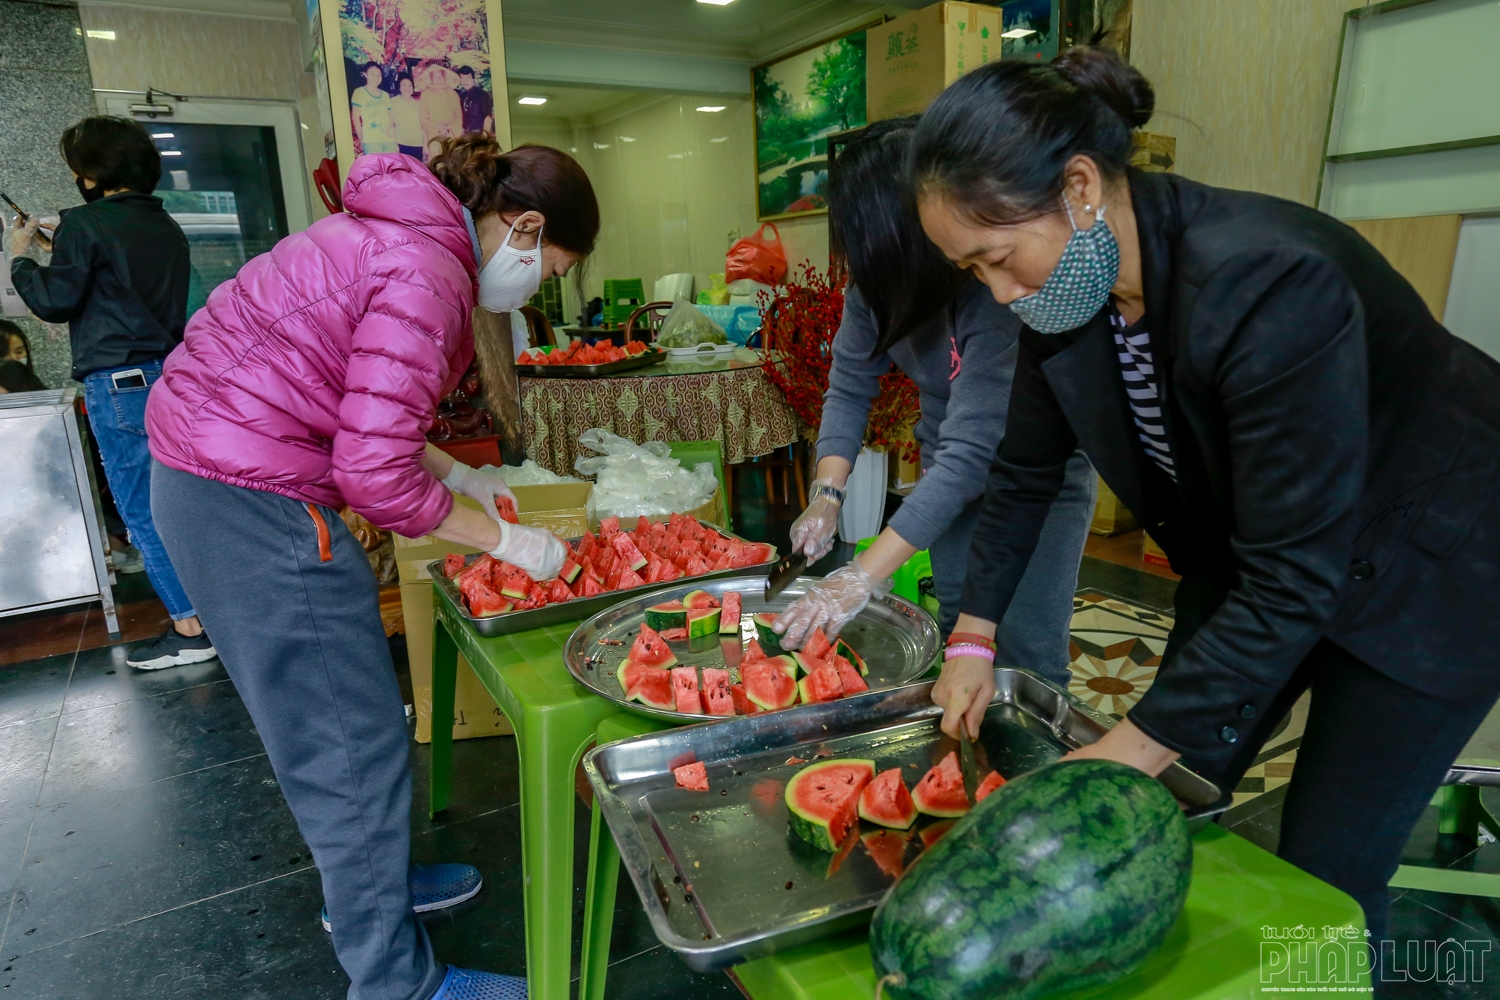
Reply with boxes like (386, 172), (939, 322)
(1061, 717), (1180, 777)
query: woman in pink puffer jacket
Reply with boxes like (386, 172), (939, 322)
(147, 139), (598, 1000)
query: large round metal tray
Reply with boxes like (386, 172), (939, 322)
(565, 575), (941, 722)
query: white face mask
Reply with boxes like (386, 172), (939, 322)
(472, 214), (545, 313)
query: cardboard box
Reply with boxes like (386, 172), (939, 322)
(1141, 530), (1170, 569)
(1090, 476), (1139, 536)
(867, 2), (1003, 122)
(513, 481), (592, 538)
(1132, 132), (1177, 173)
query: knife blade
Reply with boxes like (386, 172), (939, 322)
(958, 727), (980, 806)
(763, 552), (807, 600)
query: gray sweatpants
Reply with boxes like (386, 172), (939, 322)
(151, 461), (446, 1000)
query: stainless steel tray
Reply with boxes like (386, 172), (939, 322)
(583, 668), (1227, 972)
(515, 349), (663, 377)
(565, 575), (940, 722)
(428, 520), (775, 637)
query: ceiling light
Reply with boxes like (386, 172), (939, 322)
(85, 29), (115, 39)
(696, 106), (726, 113)
(1000, 27), (1037, 39)
(516, 96), (548, 106)
(593, 142), (611, 149)
(160, 150), (183, 156)
(151, 132), (174, 139)
(697, 0), (736, 5)
(709, 137), (728, 144)
(620, 136), (637, 143)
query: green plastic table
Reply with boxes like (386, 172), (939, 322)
(429, 586), (626, 1000)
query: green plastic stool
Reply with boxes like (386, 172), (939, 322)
(602, 278), (646, 327)
(578, 712), (674, 1000)
(429, 586), (631, 1000)
(668, 439), (732, 530)
(732, 825), (1369, 999)
(854, 538), (937, 618)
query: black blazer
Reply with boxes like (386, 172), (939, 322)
(962, 169), (1500, 760)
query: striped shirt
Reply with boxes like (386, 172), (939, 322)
(1111, 309), (1176, 480)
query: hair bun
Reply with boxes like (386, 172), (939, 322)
(1053, 46), (1154, 129)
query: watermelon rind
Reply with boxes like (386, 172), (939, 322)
(869, 759), (1193, 1000)
(682, 589), (719, 610)
(762, 654), (799, 680)
(687, 607), (722, 639)
(835, 639), (868, 676)
(791, 651), (824, 676)
(753, 613), (781, 650)
(643, 602), (687, 631)
(785, 759), (876, 852)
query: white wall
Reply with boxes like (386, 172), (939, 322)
(1443, 215), (1500, 362)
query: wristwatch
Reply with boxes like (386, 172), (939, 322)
(809, 483), (846, 506)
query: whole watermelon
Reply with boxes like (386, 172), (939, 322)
(868, 759), (1191, 1000)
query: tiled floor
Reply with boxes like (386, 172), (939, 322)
(2, 497), (1496, 997)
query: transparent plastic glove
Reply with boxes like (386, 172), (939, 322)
(444, 460), (518, 522)
(789, 477), (841, 562)
(774, 559), (893, 649)
(7, 215), (41, 257)
(490, 520), (566, 580)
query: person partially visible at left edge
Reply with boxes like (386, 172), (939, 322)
(5, 115), (215, 671)
(146, 138), (595, 998)
(919, 47), (1500, 943)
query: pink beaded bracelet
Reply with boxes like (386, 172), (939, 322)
(943, 644), (996, 663)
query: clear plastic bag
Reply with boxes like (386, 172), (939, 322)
(656, 296), (728, 348)
(573, 428), (719, 520)
(482, 460), (582, 487)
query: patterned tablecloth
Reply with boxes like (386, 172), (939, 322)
(519, 350), (800, 475)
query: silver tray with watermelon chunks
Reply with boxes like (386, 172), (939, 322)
(581, 669), (1228, 972)
(427, 518), (775, 637)
(563, 575), (941, 722)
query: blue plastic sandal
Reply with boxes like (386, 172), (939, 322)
(431, 965), (527, 999)
(321, 862), (484, 931)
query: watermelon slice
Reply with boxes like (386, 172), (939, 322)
(862, 829), (909, 878)
(497, 564), (532, 601)
(687, 607), (722, 639)
(974, 770), (1007, 803)
(683, 553), (712, 577)
(673, 761), (709, 792)
(785, 759), (877, 852)
(493, 494), (519, 524)
(798, 663), (845, 704)
(576, 533), (597, 560)
(636, 515), (652, 534)
(744, 638), (768, 663)
(657, 627), (689, 641)
(465, 581), (512, 618)
(918, 819), (956, 848)
(611, 533), (648, 572)
(643, 553), (667, 584)
(791, 651), (826, 676)
(625, 624), (678, 669)
(559, 558), (582, 585)
(753, 613), (781, 649)
(442, 553), (466, 578)
(803, 628), (833, 660)
(731, 541), (775, 568)
(730, 682), (757, 715)
(546, 578), (573, 604)
(671, 666), (702, 714)
(763, 654), (799, 680)
(700, 668), (734, 716)
(617, 566), (646, 590)
(719, 591), (742, 634)
(578, 575), (605, 597)
(620, 661), (674, 708)
(835, 639), (868, 676)
(644, 602), (687, 631)
(833, 655), (868, 694)
(681, 589), (720, 610)
(599, 515), (621, 540)
(741, 659), (797, 710)
(859, 768), (918, 829)
(658, 560), (683, 582)
(912, 752), (970, 817)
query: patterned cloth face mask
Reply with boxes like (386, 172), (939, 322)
(1006, 197), (1121, 334)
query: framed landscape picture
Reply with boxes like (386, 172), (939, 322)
(753, 24), (874, 221)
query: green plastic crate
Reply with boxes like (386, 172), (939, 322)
(854, 538), (937, 619)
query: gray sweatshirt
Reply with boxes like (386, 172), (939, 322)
(816, 282), (1023, 551)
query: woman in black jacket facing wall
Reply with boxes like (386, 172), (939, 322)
(922, 47), (1500, 940)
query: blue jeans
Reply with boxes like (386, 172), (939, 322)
(82, 361), (196, 621)
(929, 451), (1097, 687)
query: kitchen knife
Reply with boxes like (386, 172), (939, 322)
(958, 726), (980, 806)
(763, 552), (808, 600)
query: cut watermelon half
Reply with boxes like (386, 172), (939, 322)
(681, 589), (719, 610)
(741, 659), (797, 710)
(626, 624), (678, 669)
(798, 663), (844, 704)
(687, 607), (722, 639)
(835, 639), (868, 676)
(803, 628), (833, 660)
(975, 770), (1007, 802)
(862, 829), (909, 878)
(644, 602), (687, 631)
(700, 668), (734, 716)
(858, 768), (918, 829)
(719, 591), (742, 634)
(671, 666), (702, 714)
(912, 751), (970, 817)
(833, 655), (868, 694)
(673, 761), (708, 792)
(620, 662), (674, 710)
(611, 533), (648, 572)
(785, 759), (876, 852)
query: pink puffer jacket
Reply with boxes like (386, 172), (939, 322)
(147, 154), (476, 538)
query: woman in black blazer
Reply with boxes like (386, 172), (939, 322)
(919, 47), (1500, 939)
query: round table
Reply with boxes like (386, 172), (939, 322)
(518, 348), (801, 475)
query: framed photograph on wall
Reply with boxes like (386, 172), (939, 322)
(753, 23), (877, 221)
(318, 0), (510, 181)
(999, 0), (1061, 62)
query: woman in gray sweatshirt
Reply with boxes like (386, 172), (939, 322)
(773, 119), (1096, 686)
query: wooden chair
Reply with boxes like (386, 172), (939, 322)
(517, 305), (556, 350)
(741, 443), (808, 510)
(622, 301), (672, 344)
